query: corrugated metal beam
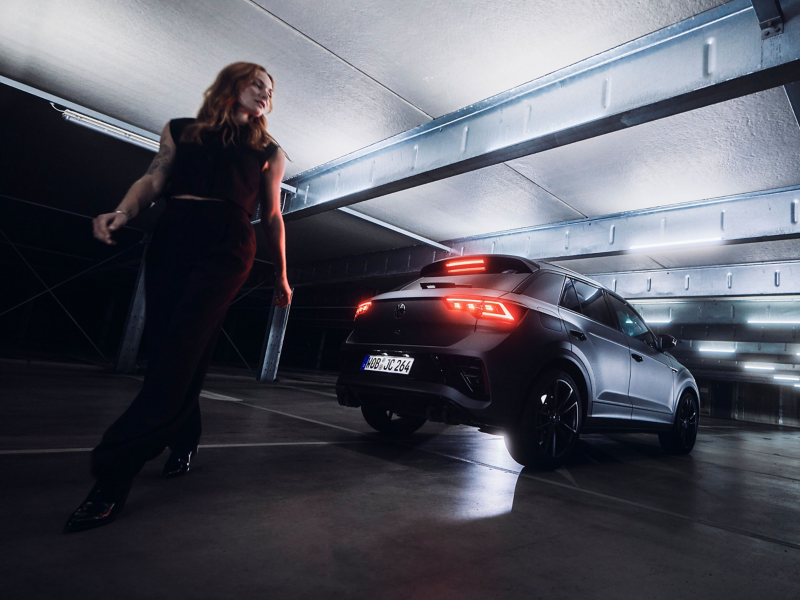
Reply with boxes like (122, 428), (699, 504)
(282, 0), (800, 219)
(286, 187), (800, 287)
(590, 261), (800, 298)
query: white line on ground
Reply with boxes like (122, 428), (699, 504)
(200, 441), (371, 449)
(237, 401), (362, 433)
(0, 447), (94, 455)
(0, 441), (374, 455)
(199, 391), (243, 402)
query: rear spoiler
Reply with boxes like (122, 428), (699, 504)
(420, 255), (537, 277)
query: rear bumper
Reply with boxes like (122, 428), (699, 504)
(336, 345), (495, 425)
(336, 373), (487, 425)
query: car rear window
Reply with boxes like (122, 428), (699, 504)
(403, 273), (532, 292)
(520, 271), (565, 304)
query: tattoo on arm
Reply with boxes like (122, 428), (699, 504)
(146, 144), (174, 177)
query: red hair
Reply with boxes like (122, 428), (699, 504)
(181, 62), (277, 151)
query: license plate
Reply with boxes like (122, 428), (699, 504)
(361, 355), (414, 375)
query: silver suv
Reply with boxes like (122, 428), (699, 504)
(336, 255), (699, 469)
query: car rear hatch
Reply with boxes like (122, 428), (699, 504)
(350, 255), (537, 346)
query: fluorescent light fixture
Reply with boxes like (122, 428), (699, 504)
(774, 375), (800, 381)
(744, 364), (775, 371)
(698, 346), (735, 353)
(747, 319), (800, 325)
(795, 384), (800, 388)
(645, 318), (672, 324)
(629, 237), (722, 251)
(61, 109), (160, 151)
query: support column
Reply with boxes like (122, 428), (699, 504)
(315, 330), (327, 370)
(258, 287), (293, 382)
(116, 234), (150, 373)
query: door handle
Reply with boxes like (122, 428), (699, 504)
(631, 353), (644, 362)
(570, 329), (587, 341)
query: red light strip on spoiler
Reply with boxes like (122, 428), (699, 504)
(445, 258), (486, 274)
(443, 297), (515, 321)
(445, 259), (485, 267)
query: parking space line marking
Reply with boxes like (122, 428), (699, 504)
(199, 441), (371, 449)
(236, 401), (363, 433)
(199, 391), (243, 402)
(0, 448), (94, 455)
(0, 440), (375, 455)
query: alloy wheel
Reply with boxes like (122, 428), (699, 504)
(534, 378), (580, 459)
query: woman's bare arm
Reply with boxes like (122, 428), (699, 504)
(92, 123), (176, 245)
(260, 149), (291, 307)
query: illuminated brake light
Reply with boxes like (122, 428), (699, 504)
(445, 258), (486, 274)
(355, 301), (372, 319)
(446, 259), (485, 268)
(443, 297), (516, 321)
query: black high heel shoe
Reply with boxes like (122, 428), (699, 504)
(63, 478), (132, 534)
(162, 445), (198, 478)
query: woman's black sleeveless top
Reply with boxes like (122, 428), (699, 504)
(165, 118), (279, 217)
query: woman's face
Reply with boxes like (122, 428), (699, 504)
(237, 71), (273, 117)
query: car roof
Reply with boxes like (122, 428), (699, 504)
(530, 260), (608, 291)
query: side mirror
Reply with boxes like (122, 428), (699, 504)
(659, 334), (677, 351)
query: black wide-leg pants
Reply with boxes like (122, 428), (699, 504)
(92, 199), (256, 482)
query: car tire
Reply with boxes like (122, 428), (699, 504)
(361, 407), (426, 436)
(504, 370), (583, 470)
(658, 391), (699, 455)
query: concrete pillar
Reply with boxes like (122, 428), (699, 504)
(258, 287), (293, 382)
(116, 234), (150, 373)
(315, 330), (327, 370)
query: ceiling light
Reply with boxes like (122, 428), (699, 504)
(61, 108), (159, 151)
(629, 237), (722, 251)
(644, 318), (672, 324)
(744, 364), (774, 371)
(698, 346), (735, 353)
(774, 375), (800, 381)
(747, 319), (800, 325)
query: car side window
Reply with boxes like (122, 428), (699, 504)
(572, 280), (615, 328)
(522, 271), (565, 305)
(607, 294), (657, 348)
(559, 278), (581, 312)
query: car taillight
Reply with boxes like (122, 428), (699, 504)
(355, 301), (372, 319)
(443, 297), (523, 322)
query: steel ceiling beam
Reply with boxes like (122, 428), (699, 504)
(591, 261), (800, 298)
(287, 187), (800, 288)
(282, 0), (800, 220)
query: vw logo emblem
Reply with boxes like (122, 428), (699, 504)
(394, 303), (406, 319)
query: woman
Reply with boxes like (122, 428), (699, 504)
(64, 62), (292, 533)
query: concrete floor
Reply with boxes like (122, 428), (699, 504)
(1, 361), (799, 599)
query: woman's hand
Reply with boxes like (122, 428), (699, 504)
(274, 276), (292, 307)
(92, 212), (129, 245)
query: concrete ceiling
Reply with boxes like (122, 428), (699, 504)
(1, 0), (797, 276)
